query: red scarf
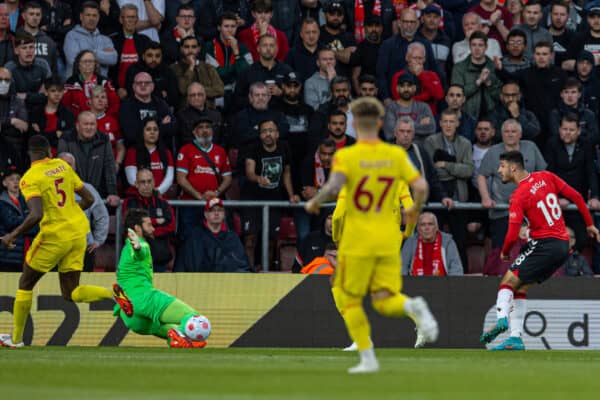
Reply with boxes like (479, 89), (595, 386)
(251, 23), (277, 45)
(313, 150), (327, 188)
(213, 39), (236, 67)
(82, 74), (98, 99)
(412, 231), (446, 276)
(354, 0), (382, 42)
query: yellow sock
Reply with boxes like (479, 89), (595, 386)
(13, 289), (33, 343)
(342, 302), (372, 351)
(331, 286), (344, 315)
(372, 293), (409, 318)
(71, 285), (112, 303)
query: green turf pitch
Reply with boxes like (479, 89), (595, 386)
(1, 348), (599, 400)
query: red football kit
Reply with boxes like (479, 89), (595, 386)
(502, 171), (593, 255)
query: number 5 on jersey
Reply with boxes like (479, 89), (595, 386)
(54, 178), (66, 207)
(353, 176), (395, 213)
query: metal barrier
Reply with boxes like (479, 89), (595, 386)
(114, 201), (585, 271)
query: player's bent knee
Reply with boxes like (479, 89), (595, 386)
(371, 289), (392, 301)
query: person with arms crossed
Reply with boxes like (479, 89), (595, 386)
(0, 135), (113, 348)
(305, 97), (438, 373)
(113, 208), (208, 348)
(480, 151), (600, 351)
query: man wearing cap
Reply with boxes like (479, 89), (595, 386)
(383, 72), (435, 144)
(350, 14), (383, 93)
(176, 83), (223, 147)
(175, 197), (251, 273)
(304, 48), (337, 110)
(418, 4), (451, 86)
(376, 8), (439, 104)
(0, 167), (38, 272)
(564, 0), (600, 71)
(176, 114), (232, 239)
(549, 0), (577, 68)
(123, 168), (175, 272)
(320, 1), (356, 79)
(285, 17), (324, 83)
(575, 50), (600, 118)
(273, 71), (314, 203)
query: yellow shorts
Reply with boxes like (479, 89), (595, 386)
(26, 235), (87, 273)
(333, 254), (403, 297)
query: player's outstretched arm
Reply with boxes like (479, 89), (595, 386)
(305, 172), (346, 215)
(76, 185), (95, 211)
(558, 182), (600, 242)
(0, 197), (42, 249)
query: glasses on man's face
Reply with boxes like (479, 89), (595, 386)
(188, 92), (204, 97)
(401, 20), (418, 24)
(135, 81), (153, 86)
(508, 41), (524, 46)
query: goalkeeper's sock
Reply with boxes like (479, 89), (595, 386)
(496, 285), (514, 320)
(510, 293), (527, 337)
(71, 285), (112, 303)
(342, 302), (372, 352)
(371, 293), (408, 318)
(13, 289), (33, 344)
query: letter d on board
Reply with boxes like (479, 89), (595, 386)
(568, 314), (588, 347)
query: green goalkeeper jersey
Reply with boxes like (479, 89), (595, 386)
(116, 238), (154, 295)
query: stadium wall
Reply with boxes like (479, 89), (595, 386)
(1, 274), (599, 349)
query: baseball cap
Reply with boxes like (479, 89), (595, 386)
(324, 2), (344, 13)
(422, 4), (441, 16)
(283, 71), (301, 85)
(193, 114), (215, 127)
(205, 197), (224, 211)
(577, 50), (594, 64)
(1, 165), (19, 179)
(585, 0), (600, 15)
(398, 72), (418, 85)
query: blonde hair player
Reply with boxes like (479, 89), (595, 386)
(306, 97), (439, 373)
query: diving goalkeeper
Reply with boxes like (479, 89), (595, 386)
(113, 208), (208, 348)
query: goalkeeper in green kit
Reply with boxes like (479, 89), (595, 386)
(113, 208), (208, 348)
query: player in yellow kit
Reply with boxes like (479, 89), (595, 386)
(332, 182), (420, 351)
(306, 98), (438, 373)
(0, 135), (113, 348)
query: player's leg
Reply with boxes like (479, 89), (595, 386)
(480, 269), (520, 344)
(57, 236), (112, 302)
(490, 287), (528, 350)
(0, 263), (45, 347)
(334, 255), (378, 373)
(370, 255), (438, 347)
(331, 283), (372, 351)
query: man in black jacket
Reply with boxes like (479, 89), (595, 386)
(174, 197), (250, 273)
(57, 111), (120, 207)
(544, 113), (600, 250)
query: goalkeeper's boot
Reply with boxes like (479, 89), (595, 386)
(408, 297), (439, 345)
(490, 336), (525, 351)
(480, 317), (509, 344)
(0, 334), (24, 348)
(191, 340), (208, 349)
(167, 329), (194, 348)
(113, 284), (133, 317)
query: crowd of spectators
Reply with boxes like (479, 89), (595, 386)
(1, 0), (600, 277)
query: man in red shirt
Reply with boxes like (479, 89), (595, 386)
(237, 0), (289, 62)
(469, 0), (513, 49)
(176, 115), (232, 238)
(481, 151), (600, 350)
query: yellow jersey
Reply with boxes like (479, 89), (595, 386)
(331, 141), (420, 256)
(332, 180), (414, 244)
(20, 158), (90, 241)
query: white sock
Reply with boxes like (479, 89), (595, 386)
(496, 287), (514, 320)
(360, 347), (376, 364)
(510, 297), (527, 337)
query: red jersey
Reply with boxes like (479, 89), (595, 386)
(468, 4), (513, 48)
(176, 143), (231, 199)
(118, 37), (138, 89)
(503, 171), (593, 254)
(96, 113), (122, 159)
(124, 147), (174, 187)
